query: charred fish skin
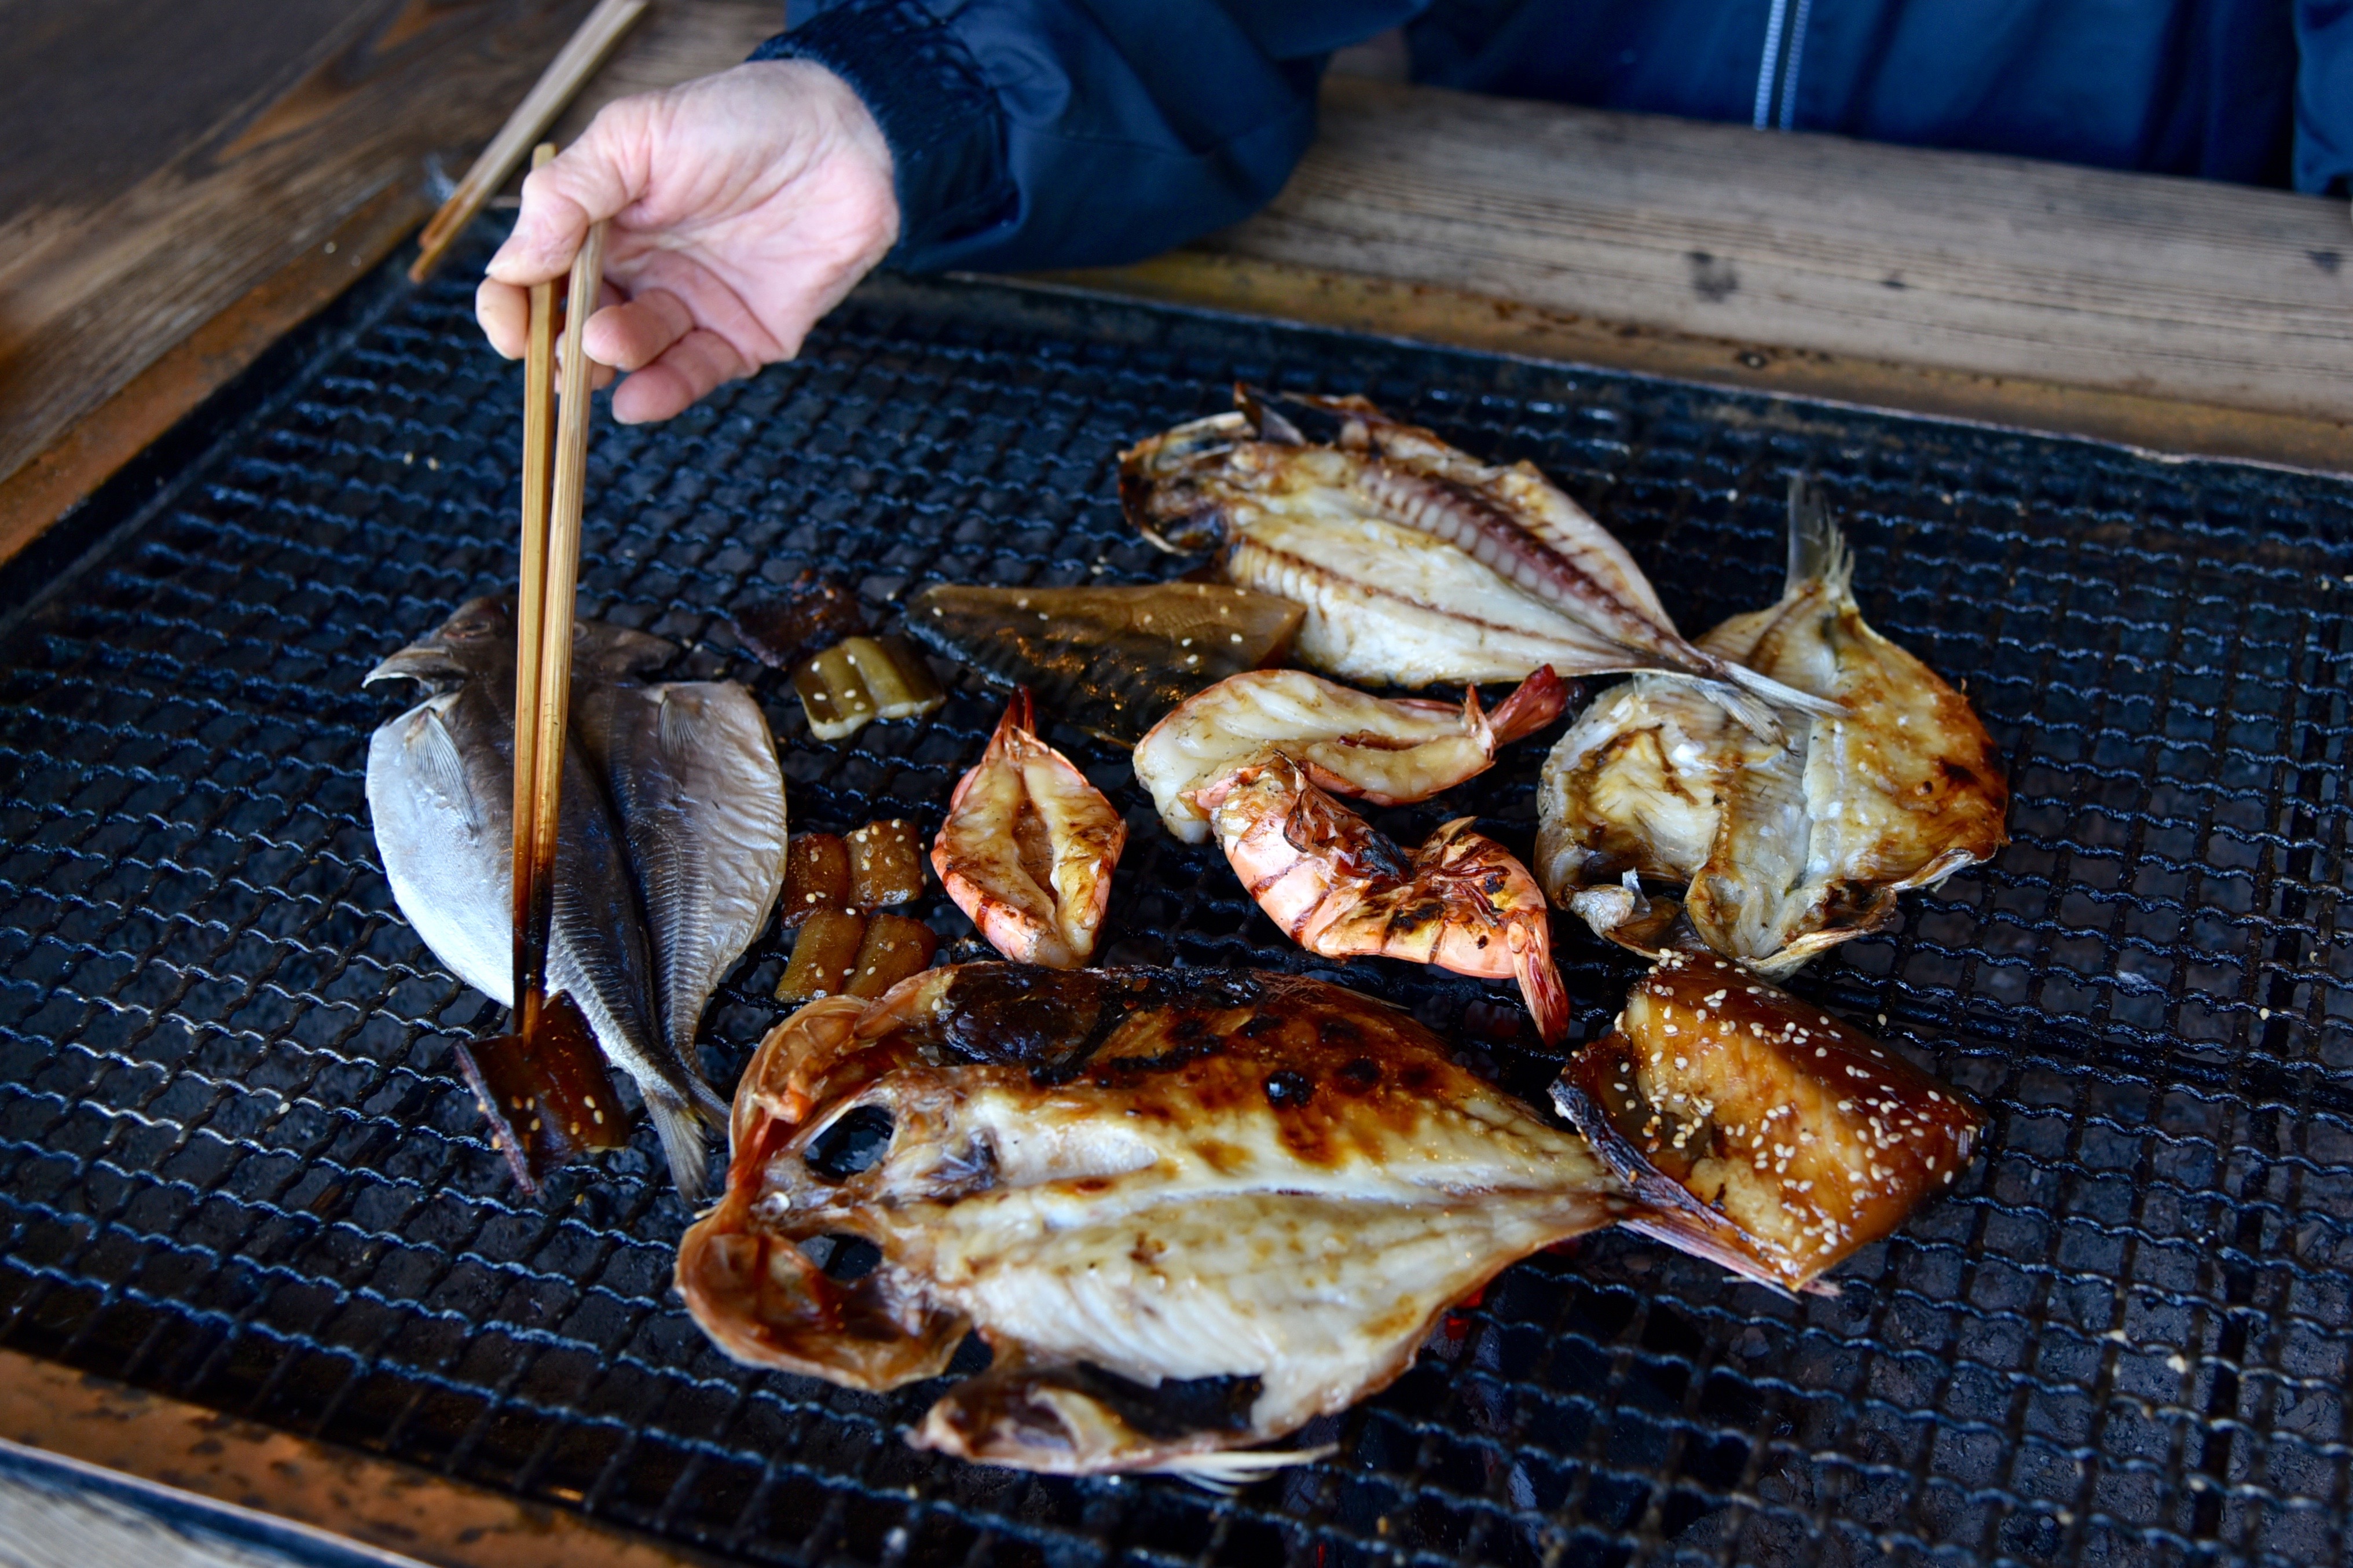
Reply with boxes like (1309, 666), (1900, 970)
(905, 581), (1303, 744)
(1535, 479), (2009, 974)
(1551, 950), (1983, 1294)
(1119, 388), (1820, 735)
(678, 964), (1624, 1477)
(364, 597), (730, 1199)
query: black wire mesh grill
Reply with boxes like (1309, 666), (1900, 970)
(2, 243), (2351, 1568)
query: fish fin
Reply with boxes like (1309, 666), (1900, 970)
(655, 685), (705, 758)
(1785, 475), (1854, 598)
(691, 1073), (732, 1132)
(412, 704), (481, 834)
(1713, 664), (1843, 725)
(645, 1086), (714, 1201)
(1156, 1445), (1337, 1493)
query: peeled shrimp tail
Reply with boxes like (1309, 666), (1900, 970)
(1481, 664), (1568, 746)
(1507, 914), (1573, 1046)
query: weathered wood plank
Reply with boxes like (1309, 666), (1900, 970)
(0, 0), (599, 500)
(1183, 76), (2353, 427)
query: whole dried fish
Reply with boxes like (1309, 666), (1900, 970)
(906, 581), (1304, 744)
(366, 597), (779, 1197)
(1132, 664), (1565, 843)
(676, 964), (1625, 1478)
(1120, 387), (1826, 735)
(932, 690), (1126, 968)
(1536, 480), (2008, 974)
(1551, 949), (1983, 1292)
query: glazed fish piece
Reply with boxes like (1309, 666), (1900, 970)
(1120, 387), (1825, 735)
(365, 598), (743, 1198)
(1551, 949), (1983, 1292)
(932, 689), (1127, 968)
(571, 623), (788, 1094)
(676, 964), (1625, 1478)
(1194, 754), (1570, 1044)
(1132, 665), (1565, 843)
(1536, 480), (2009, 975)
(906, 581), (1304, 743)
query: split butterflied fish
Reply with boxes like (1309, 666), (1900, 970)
(904, 581), (1304, 744)
(1535, 480), (2008, 975)
(1119, 387), (1830, 736)
(365, 597), (787, 1197)
(676, 964), (1627, 1478)
(1551, 948), (1984, 1292)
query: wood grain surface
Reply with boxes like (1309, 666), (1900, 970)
(0, 0), (601, 505)
(1176, 76), (2353, 428)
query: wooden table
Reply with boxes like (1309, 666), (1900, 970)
(5, 3), (2352, 1561)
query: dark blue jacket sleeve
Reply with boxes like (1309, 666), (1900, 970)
(2296, 1), (2353, 192)
(754, 0), (1422, 273)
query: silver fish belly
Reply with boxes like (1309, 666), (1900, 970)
(1536, 481), (2009, 974)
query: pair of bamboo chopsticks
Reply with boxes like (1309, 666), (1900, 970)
(510, 140), (611, 1031)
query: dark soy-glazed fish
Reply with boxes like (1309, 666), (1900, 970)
(677, 964), (1626, 1479)
(571, 622), (789, 1099)
(904, 581), (1304, 743)
(365, 598), (765, 1197)
(1119, 386), (1827, 735)
(1535, 480), (2009, 975)
(1551, 949), (1983, 1293)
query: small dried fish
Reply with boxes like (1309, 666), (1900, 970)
(932, 690), (1126, 968)
(676, 964), (1625, 1477)
(1193, 754), (1570, 1043)
(1132, 665), (1565, 844)
(1537, 480), (2008, 974)
(1551, 949), (1982, 1292)
(906, 581), (1304, 743)
(1120, 387), (1827, 735)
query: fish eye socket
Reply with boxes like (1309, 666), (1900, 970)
(803, 1232), (882, 1281)
(804, 1104), (895, 1181)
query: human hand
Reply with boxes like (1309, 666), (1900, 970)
(477, 60), (899, 423)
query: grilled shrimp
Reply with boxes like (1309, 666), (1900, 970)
(1134, 665), (1566, 843)
(932, 689), (1126, 968)
(1193, 754), (1570, 1043)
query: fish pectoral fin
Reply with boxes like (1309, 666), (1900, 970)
(915, 1359), (1268, 1476)
(654, 685), (706, 758)
(413, 704), (482, 835)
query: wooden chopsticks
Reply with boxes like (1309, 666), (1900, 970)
(409, 0), (647, 283)
(510, 155), (610, 1034)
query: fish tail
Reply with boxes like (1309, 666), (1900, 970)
(646, 1086), (714, 1201)
(1784, 475), (1854, 597)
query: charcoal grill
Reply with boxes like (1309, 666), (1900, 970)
(3, 233), (2350, 1568)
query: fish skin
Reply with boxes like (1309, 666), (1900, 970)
(676, 964), (1624, 1477)
(904, 581), (1303, 744)
(572, 677), (787, 1118)
(1535, 480), (2009, 974)
(364, 596), (743, 1198)
(1120, 390), (1821, 736)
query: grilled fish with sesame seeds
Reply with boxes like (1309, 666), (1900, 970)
(1551, 950), (1984, 1293)
(1119, 387), (1832, 736)
(1535, 478), (2009, 975)
(676, 963), (1627, 1478)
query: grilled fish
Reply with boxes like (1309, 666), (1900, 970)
(572, 623), (789, 1099)
(906, 581), (1304, 744)
(1552, 949), (1983, 1292)
(676, 964), (1625, 1478)
(1120, 388), (1827, 736)
(1132, 665), (1565, 844)
(365, 598), (774, 1197)
(1535, 480), (2008, 975)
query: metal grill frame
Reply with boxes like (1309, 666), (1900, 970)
(3, 236), (2352, 1568)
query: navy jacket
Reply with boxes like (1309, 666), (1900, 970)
(754, 1), (2353, 275)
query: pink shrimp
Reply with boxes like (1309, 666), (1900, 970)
(1192, 754), (1570, 1044)
(932, 689), (1126, 968)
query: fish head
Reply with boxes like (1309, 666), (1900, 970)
(1234, 384), (1382, 449)
(364, 594), (515, 691)
(1119, 414), (1254, 553)
(571, 618), (677, 683)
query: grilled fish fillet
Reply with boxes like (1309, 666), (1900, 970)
(1120, 387), (1828, 736)
(1536, 480), (2008, 975)
(677, 964), (1623, 1478)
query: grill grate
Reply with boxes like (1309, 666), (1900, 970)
(3, 238), (2352, 1568)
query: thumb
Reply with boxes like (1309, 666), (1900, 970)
(485, 119), (648, 285)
